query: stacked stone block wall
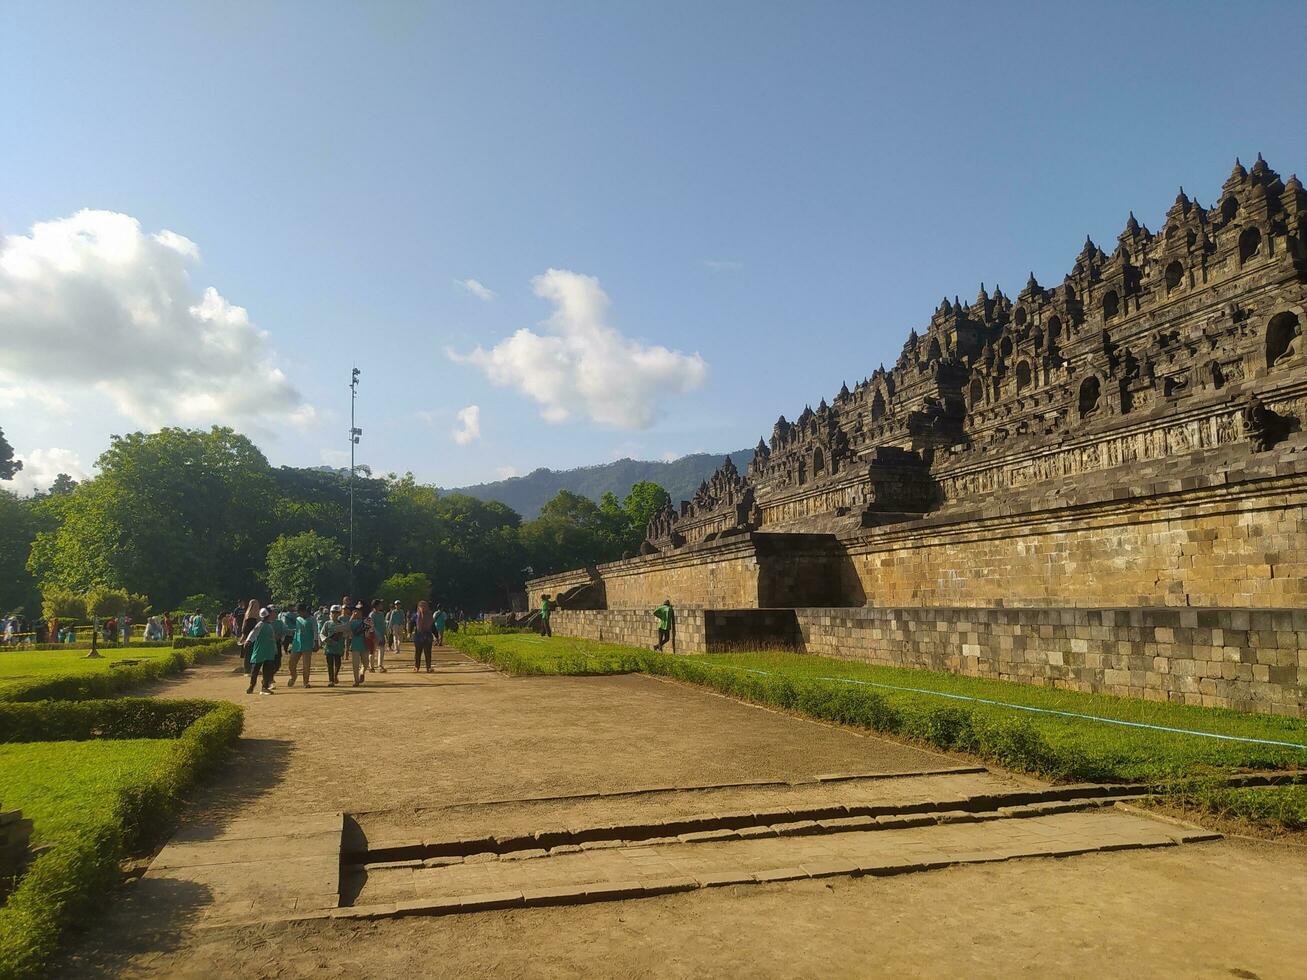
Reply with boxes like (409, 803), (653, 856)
(794, 606), (1307, 716)
(548, 609), (707, 651)
(840, 473), (1307, 610)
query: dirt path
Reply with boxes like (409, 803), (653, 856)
(52, 649), (1307, 978)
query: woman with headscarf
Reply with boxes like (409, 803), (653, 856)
(240, 599), (260, 672)
(412, 599), (434, 673)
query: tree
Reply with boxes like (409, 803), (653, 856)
(0, 489), (41, 614)
(46, 473), (78, 496)
(41, 590), (86, 621)
(520, 489), (628, 575)
(623, 481), (671, 537)
(86, 586), (130, 618)
(264, 531), (345, 607)
(378, 571), (432, 609)
(28, 426), (277, 607)
(0, 426), (20, 481)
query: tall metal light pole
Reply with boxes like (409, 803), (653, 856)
(349, 367), (362, 595)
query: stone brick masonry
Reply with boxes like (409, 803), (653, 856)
(528, 158), (1307, 716)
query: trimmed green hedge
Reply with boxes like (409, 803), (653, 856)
(0, 699), (243, 980)
(0, 698), (218, 742)
(0, 638), (236, 703)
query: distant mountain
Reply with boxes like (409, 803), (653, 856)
(446, 450), (752, 519)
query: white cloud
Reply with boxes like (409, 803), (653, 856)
(319, 448), (351, 467)
(456, 278), (496, 302)
(661, 451), (680, 462)
(496, 465), (519, 479)
(701, 259), (743, 272)
(453, 404), (481, 445)
(8, 447), (89, 496)
(414, 409), (437, 425)
(452, 269), (708, 429)
(0, 209), (314, 432)
(0, 384), (70, 417)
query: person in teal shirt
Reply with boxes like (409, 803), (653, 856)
(433, 604), (447, 645)
(369, 600), (389, 673)
(187, 611), (207, 637)
(289, 603), (318, 688)
(319, 605), (345, 686)
(245, 608), (279, 695)
(346, 603), (368, 686)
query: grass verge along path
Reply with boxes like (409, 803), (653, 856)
(450, 631), (1307, 788)
(0, 699), (243, 980)
(0, 638), (236, 702)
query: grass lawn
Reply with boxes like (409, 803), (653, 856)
(0, 648), (173, 695)
(453, 633), (1307, 785)
(0, 740), (175, 844)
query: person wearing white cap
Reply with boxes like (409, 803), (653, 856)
(320, 605), (346, 686)
(386, 600), (406, 657)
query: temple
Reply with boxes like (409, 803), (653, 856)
(527, 157), (1307, 716)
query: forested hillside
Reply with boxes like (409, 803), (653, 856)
(448, 450), (750, 519)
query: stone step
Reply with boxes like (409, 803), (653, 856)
(351, 784), (1147, 865)
(329, 809), (1219, 921)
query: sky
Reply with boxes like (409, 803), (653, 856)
(3, 1), (1306, 494)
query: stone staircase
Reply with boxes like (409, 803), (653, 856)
(319, 772), (1218, 922)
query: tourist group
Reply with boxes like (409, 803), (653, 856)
(223, 596), (455, 696)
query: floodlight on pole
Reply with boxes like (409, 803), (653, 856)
(349, 367), (361, 594)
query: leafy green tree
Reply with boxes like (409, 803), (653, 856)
(0, 426), (20, 481)
(623, 481), (671, 538)
(520, 489), (629, 574)
(45, 473), (78, 496)
(181, 593), (225, 619)
(378, 571), (432, 608)
(41, 590), (86, 621)
(86, 586), (130, 618)
(265, 531), (345, 607)
(28, 426), (276, 607)
(0, 489), (41, 614)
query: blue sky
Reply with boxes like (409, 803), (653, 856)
(3, 1), (1306, 493)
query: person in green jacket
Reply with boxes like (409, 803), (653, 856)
(539, 594), (553, 637)
(653, 599), (674, 652)
(320, 605), (345, 687)
(346, 603), (368, 686)
(288, 603), (318, 688)
(245, 607), (279, 696)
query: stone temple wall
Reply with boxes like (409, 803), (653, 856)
(794, 606), (1307, 716)
(525, 158), (1307, 715)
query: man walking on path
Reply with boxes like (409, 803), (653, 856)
(244, 608), (279, 696)
(433, 603), (447, 646)
(347, 603), (368, 686)
(653, 598), (675, 652)
(539, 594), (553, 637)
(387, 600), (405, 656)
(320, 605), (345, 686)
(369, 599), (389, 672)
(288, 604), (318, 688)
